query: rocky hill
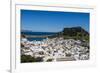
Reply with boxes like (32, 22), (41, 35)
(56, 26), (89, 42)
(63, 26), (89, 35)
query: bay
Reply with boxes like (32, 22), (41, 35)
(21, 31), (56, 41)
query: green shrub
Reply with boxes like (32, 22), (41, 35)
(46, 59), (53, 62)
(21, 55), (43, 63)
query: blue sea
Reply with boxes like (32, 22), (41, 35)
(21, 31), (56, 41)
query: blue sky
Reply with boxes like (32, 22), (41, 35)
(21, 9), (90, 32)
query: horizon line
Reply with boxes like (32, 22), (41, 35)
(21, 26), (89, 33)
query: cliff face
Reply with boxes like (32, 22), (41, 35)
(61, 27), (89, 41)
(63, 27), (89, 36)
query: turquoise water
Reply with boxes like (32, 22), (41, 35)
(27, 37), (46, 41)
(21, 31), (56, 41)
